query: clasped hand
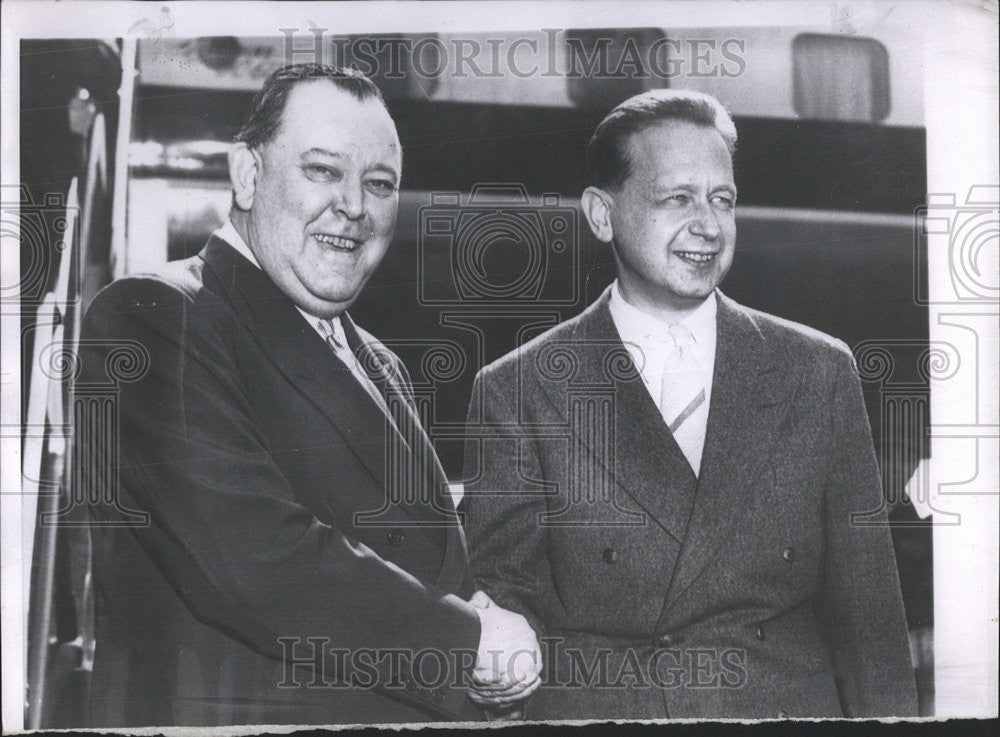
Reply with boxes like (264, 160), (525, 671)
(469, 590), (542, 709)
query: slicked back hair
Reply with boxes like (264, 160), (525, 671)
(586, 89), (737, 191)
(235, 63), (390, 150)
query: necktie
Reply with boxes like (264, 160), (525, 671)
(319, 318), (456, 523)
(659, 323), (707, 475)
(317, 318), (389, 413)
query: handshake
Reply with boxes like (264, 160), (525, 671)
(468, 590), (542, 713)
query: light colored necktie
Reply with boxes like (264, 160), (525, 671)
(317, 318), (389, 413)
(659, 323), (707, 475)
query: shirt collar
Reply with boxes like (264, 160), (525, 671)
(214, 219), (260, 269)
(213, 218), (342, 336)
(608, 280), (717, 349)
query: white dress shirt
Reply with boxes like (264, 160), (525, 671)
(608, 280), (717, 473)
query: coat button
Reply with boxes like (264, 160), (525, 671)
(755, 625), (766, 641)
(657, 633), (676, 647)
(782, 546), (796, 563)
(388, 529), (406, 546)
(602, 548), (618, 564)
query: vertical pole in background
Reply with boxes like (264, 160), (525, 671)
(21, 299), (55, 716)
(79, 112), (106, 312)
(25, 100), (111, 733)
(73, 111), (107, 677)
(110, 38), (136, 279)
(24, 179), (79, 729)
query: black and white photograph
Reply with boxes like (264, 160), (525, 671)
(1, 0), (997, 732)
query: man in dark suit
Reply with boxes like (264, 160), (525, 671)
(462, 89), (918, 719)
(77, 64), (539, 727)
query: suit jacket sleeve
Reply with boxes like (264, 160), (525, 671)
(463, 369), (557, 640)
(814, 348), (918, 717)
(80, 278), (480, 706)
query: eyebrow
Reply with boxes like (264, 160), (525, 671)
(300, 148), (400, 179)
(651, 181), (737, 193)
(301, 147), (343, 160)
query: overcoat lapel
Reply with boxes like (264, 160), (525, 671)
(200, 238), (442, 540)
(660, 291), (798, 612)
(341, 315), (459, 529)
(342, 320), (474, 590)
(532, 289), (697, 542)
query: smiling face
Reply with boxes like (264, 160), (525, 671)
(230, 80), (401, 317)
(587, 120), (737, 321)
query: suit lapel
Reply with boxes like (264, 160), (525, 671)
(533, 289), (697, 541)
(341, 315), (458, 537)
(200, 238), (401, 505)
(661, 291), (797, 612)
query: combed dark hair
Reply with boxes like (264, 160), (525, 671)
(235, 63), (388, 149)
(586, 89), (737, 191)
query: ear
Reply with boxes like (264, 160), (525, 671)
(581, 186), (615, 244)
(228, 142), (259, 211)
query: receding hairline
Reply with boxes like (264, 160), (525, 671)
(265, 78), (400, 145)
(603, 118), (733, 192)
(234, 64), (397, 158)
(585, 89), (738, 191)
(602, 90), (736, 137)
(621, 116), (734, 153)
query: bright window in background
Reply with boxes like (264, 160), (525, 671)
(793, 33), (890, 122)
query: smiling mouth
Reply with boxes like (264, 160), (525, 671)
(675, 251), (717, 265)
(314, 233), (362, 252)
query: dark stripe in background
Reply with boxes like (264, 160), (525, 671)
(135, 86), (926, 215)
